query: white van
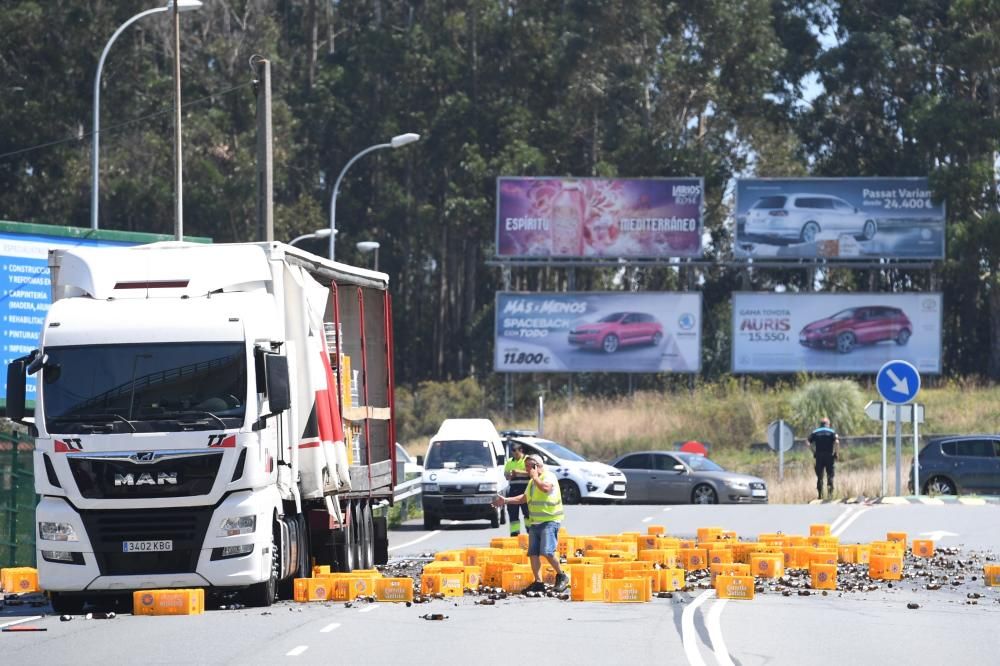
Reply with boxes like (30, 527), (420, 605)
(420, 419), (509, 529)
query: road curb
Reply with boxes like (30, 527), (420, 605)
(808, 495), (1000, 506)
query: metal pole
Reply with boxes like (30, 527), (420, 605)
(881, 400), (888, 496)
(328, 142), (392, 260)
(255, 57), (274, 243)
(913, 404), (920, 495)
(91, 7), (167, 231)
(172, 1), (183, 240)
(538, 394), (544, 436)
(894, 406), (903, 496)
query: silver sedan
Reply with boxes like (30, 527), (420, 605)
(608, 451), (768, 504)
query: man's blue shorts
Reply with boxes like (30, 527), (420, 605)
(527, 520), (560, 557)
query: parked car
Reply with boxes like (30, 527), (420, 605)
(799, 306), (912, 353)
(501, 431), (627, 504)
(908, 435), (1000, 495)
(744, 193), (879, 243)
(608, 451), (767, 504)
(568, 312), (663, 354)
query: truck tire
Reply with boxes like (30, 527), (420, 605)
(360, 502), (375, 570)
(246, 530), (278, 607)
(336, 506), (357, 573)
(278, 515), (310, 599)
(373, 515), (389, 565)
(49, 592), (86, 615)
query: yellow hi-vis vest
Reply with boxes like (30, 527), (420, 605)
(525, 470), (564, 524)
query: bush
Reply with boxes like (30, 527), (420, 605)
(786, 380), (866, 435)
(395, 377), (488, 445)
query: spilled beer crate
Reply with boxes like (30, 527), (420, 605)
(133, 589), (205, 616)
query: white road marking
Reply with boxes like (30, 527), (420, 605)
(0, 615), (43, 629)
(319, 622), (341, 633)
(642, 516), (653, 523)
(662, 507), (672, 512)
(286, 645), (309, 657)
(918, 497), (944, 505)
(682, 589), (715, 666)
(920, 530), (958, 542)
(958, 497), (986, 506)
(832, 506), (870, 537)
(388, 530), (442, 552)
(828, 505), (855, 533)
(359, 604), (380, 613)
(705, 599), (735, 666)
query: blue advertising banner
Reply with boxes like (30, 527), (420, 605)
(732, 292), (943, 374)
(734, 178), (945, 259)
(494, 292), (702, 373)
(0, 222), (210, 407)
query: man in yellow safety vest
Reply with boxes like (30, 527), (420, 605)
(493, 454), (568, 593)
(503, 443), (531, 536)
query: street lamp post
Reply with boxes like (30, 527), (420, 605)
(90, 0), (203, 231)
(356, 241), (380, 271)
(328, 132), (420, 261)
(289, 228), (333, 248)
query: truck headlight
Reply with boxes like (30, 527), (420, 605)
(422, 483), (440, 493)
(39, 521), (78, 542)
(218, 515), (256, 537)
(478, 483), (498, 493)
(724, 479), (749, 490)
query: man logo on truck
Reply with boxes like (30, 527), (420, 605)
(114, 472), (179, 486)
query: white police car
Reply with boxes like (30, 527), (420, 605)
(501, 431), (627, 504)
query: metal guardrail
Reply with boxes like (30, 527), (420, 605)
(393, 477), (421, 502)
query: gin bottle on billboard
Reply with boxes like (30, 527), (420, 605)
(549, 181), (585, 256)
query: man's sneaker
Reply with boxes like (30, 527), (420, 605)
(523, 581), (546, 594)
(553, 573), (570, 593)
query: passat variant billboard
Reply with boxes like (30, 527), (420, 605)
(495, 292), (702, 373)
(734, 178), (945, 260)
(732, 292), (943, 374)
(496, 177), (704, 258)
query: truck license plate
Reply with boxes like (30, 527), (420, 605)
(463, 497), (493, 505)
(123, 540), (173, 553)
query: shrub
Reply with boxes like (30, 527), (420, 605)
(786, 380), (865, 435)
(395, 377), (487, 444)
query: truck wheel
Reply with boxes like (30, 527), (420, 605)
(246, 530), (278, 607)
(336, 510), (356, 573)
(423, 511), (440, 530)
(360, 502), (375, 570)
(49, 592), (86, 615)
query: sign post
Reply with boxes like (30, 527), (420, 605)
(875, 361), (921, 496)
(766, 420), (794, 482)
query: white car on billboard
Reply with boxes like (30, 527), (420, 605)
(744, 193), (879, 243)
(501, 431), (627, 503)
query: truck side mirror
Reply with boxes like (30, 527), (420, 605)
(6, 354), (29, 422)
(265, 355), (291, 413)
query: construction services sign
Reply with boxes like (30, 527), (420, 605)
(494, 292), (701, 374)
(731, 292), (943, 374)
(496, 177), (704, 258)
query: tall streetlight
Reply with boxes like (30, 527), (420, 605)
(289, 228), (333, 248)
(356, 241), (380, 271)
(328, 132), (420, 261)
(91, 0), (203, 231)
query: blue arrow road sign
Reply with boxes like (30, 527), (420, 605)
(876, 360), (921, 405)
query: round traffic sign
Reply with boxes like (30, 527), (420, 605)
(766, 420), (794, 453)
(876, 360), (921, 405)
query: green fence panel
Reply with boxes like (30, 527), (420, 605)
(0, 431), (36, 568)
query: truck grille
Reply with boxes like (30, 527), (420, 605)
(68, 451), (222, 499)
(79, 507), (213, 576)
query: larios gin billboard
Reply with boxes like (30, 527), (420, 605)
(496, 177), (704, 258)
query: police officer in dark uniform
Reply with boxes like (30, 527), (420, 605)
(808, 417), (839, 499)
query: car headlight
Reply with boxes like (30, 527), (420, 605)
(422, 483), (440, 493)
(478, 482), (498, 493)
(218, 515), (256, 537)
(39, 521), (78, 542)
(724, 479), (750, 490)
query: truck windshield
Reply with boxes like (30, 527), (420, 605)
(425, 440), (494, 469)
(42, 342), (246, 434)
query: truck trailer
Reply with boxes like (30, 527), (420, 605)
(6, 241), (397, 613)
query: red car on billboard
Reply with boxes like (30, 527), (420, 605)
(799, 306), (912, 353)
(568, 312), (663, 353)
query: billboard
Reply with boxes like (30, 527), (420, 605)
(495, 292), (701, 373)
(734, 178), (945, 259)
(496, 177), (704, 258)
(0, 222), (211, 407)
(732, 292), (943, 374)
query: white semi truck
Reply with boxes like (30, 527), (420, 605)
(6, 241), (398, 613)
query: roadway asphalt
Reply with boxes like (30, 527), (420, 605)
(2, 502), (998, 665)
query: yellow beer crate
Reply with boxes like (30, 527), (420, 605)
(869, 554), (903, 581)
(294, 578), (332, 602)
(809, 523), (831, 537)
(420, 573), (464, 597)
(750, 553), (784, 579)
(603, 577), (648, 603)
(658, 568), (686, 592)
(912, 539), (935, 558)
(715, 575), (754, 600)
(0, 567), (39, 594)
(133, 588), (204, 615)
(984, 565), (1000, 587)
(501, 570), (534, 594)
(646, 525), (666, 536)
(710, 562), (750, 585)
(483, 561), (516, 587)
(374, 578), (414, 602)
(810, 563), (837, 590)
(568, 564), (604, 601)
(886, 532), (908, 550)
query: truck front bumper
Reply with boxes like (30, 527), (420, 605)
(36, 488), (280, 592)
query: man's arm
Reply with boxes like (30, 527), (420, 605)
(493, 492), (525, 507)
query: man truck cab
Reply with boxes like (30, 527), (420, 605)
(420, 419), (508, 529)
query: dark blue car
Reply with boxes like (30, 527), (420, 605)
(910, 435), (1000, 495)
